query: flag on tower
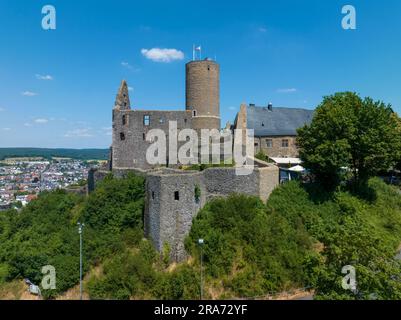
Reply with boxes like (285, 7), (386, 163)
(193, 45), (202, 61)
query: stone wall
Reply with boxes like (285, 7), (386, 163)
(254, 136), (299, 158)
(257, 165), (280, 202)
(144, 164), (279, 261)
(89, 164), (280, 262)
(202, 167), (259, 198)
(112, 109), (193, 170)
(145, 169), (206, 261)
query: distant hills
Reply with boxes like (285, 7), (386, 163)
(0, 148), (109, 160)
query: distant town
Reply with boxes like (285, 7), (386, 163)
(0, 157), (104, 210)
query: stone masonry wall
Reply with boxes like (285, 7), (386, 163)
(254, 136), (299, 158)
(112, 110), (193, 170)
(90, 164), (279, 262)
(186, 60), (220, 131)
(202, 167), (259, 199)
(145, 170), (206, 261)
(145, 165), (279, 261)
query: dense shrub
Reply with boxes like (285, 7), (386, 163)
(0, 173), (145, 299)
(186, 193), (319, 296)
(186, 178), (401, 299)
(2, 172), (401, 300)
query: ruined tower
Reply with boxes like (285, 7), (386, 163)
(111, 80), (131, 169)
(114, 79), (131, 110)
(186, 59), (220, 131)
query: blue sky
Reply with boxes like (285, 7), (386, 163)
(0, 0), (400, 148)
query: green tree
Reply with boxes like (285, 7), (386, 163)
(297, 92), (401, 189)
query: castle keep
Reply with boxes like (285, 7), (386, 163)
(90, 57), (311, 261)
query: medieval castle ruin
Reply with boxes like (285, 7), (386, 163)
(89, 57), (313, 261)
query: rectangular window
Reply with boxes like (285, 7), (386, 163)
(174, 191), (179, 201)
(120, 132), (125, 141)
(144, 115), (150, 126)
(282, 139), (289, 148)
(122, 115), (127, 125)
(152, 191), (155, 200)
(266, 139), (273, 148)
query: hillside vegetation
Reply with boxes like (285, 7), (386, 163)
(1, 174), (401, 299)
(0, 148), (109, 160)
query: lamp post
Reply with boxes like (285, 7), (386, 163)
(198, 238), (204, 300)
(78, 222), (85, 301)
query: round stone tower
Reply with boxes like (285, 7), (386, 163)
(186, 59), (220, 131)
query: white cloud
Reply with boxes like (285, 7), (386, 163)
(277, 88), (297, 93)
(36, 74), (53, 80)
(24, 123), (32, 127)
(64, 128), (93, 138)
(34, 118), (49, 124)
(22, 91), (38, 97)
(128, 86), (134, 91)
(2, 128), (11, 131)
(74, 120), (89, 125)
(141, 48), (184, 63)
(121, 61), (140, 72)
(0, 107), (5, 112)
(258, 27), (267, 33)
(228, 106), (236, 111)
(121, 61), (132, 69)
(101, 127), (112, 136)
